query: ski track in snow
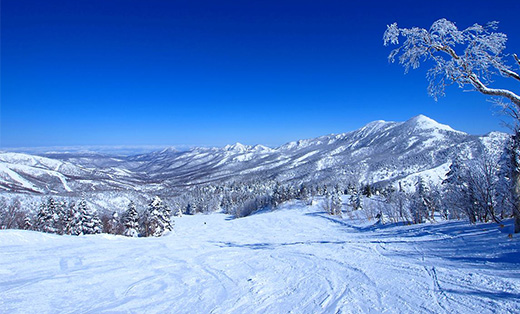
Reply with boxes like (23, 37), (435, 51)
(1, 201), (519, 314)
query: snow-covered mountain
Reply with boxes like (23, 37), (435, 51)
(0, 115), (510, 195)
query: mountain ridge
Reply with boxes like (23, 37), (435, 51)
(0, 115), (509, 196)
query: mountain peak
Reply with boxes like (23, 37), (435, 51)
(224, 142), (248, 152)
(405, 114), (462, 133)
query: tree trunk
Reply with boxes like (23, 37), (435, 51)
(513, 173), (520, 233)
(512, 131), (520, 233)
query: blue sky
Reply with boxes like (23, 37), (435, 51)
(2, 0), (520, 149)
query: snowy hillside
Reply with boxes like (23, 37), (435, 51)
(1, 200), (519, 313)
(0, 115), (509, 196)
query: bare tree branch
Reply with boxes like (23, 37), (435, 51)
(501, 68), (520, 82)
(469, 74), (520, 107)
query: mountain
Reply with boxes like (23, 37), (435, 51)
(0, 115), (510, 196)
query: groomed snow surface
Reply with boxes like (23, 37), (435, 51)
(1, 200), (519, 314)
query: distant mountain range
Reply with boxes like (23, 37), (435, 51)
(0, 115), (510, 196)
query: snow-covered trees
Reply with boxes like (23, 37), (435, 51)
(1, 195), (178, 237)
(511, 132), (520, 233)
(350, 188), (363, 211)
(443, 154), (511, 224)
(35, 197), (59, 233)
(322, 187), (343, 216)
(410, 177), (434, 224)
(144, 196), (172, 237)
(73, 199), (102, 235)
(32, 198), (103, 235)
(384, 18), (520, 231)
(331, 191), (343, 216)
(0, 198), (27, 230)
(101, 211), (124, 235)
(384, 19), (520, 107)
(123, 201), (140, 237)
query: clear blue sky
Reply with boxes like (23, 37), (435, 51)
(2, 0), (519, 149)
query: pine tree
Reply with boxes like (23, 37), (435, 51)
(123, 201), (140, 237)
(63, 201), (76, 235)
(35, 198), (57, 233)
(146, 196), (172, 237)
(74, 199), (102, 235)
(331, 191), (343, 216)
(272, 182), (284, 208)
(54, 200), (68, 235)
(412, 177), (433, 224)
(23, 215), (32, 230)
(105, 211), (122, 235)
(350, 188), (362, 211)
(362, 184), (372, 198)
(298, 184), (310, 203)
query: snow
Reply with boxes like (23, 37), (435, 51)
(1, 201), (519, 314)
(0, 163), (42, 192)
(398, 162), (452, 192)
(407, 114), (464, 134)
(291, 151), (319, 167)
(224, 142), (248, 153)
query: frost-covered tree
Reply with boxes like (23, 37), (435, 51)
(298, 184), (309, 200)
(23, 215), (33, 230)
(146, 196), (172, 237)
(54, 200), (68, 235)
(362, 184), (373, 198)
(384, 18), (519, 106)
(323, 189), (343, 216)
(0, 198), (25, 230)
(123, 201), (140, 237)
(512, 132), (520, 232)
(63, 201), (77, 235)
(350, 188), (363, 211)
(271, 181), (285, 208)
(35, 197), (58, 233)
(331, 191), (343, 216)
(411, 177), (434, 224)
(385, 182), (411, 223)
(384, 18), (520, 231)
(443, 154), (507, 224)
(73, 199), (102, 235)
(102, 211), (123, 235)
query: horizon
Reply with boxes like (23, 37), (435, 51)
(2, 0), (519, 148)
(0, 114), (502, 154)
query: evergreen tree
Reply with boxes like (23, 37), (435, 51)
(74, 199), (102, 235)
(331, 191), (343, 216)
(362, 184), (373, 198)
(123, 201), (140, 237)
(23, 215), (32, 230)
(411, 177), (433, 223)
(146, 196), (172, 237)
(272, 182), (284, 208)
(298, 184), (311, 204)
(35, 197), (57, 233)
(63, 201), (76, 235)
(105, 211), (122, 235)
(54, 200), (68, 235)
(350, 188), (363, 211)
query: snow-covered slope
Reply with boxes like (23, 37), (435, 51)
(1, 200), (519, 313)
(0, 115), (509, 195)
(0, 152), (147, 194)
(127, 114), (506, 188)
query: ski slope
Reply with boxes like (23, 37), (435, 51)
(1, 201), (519, 313)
